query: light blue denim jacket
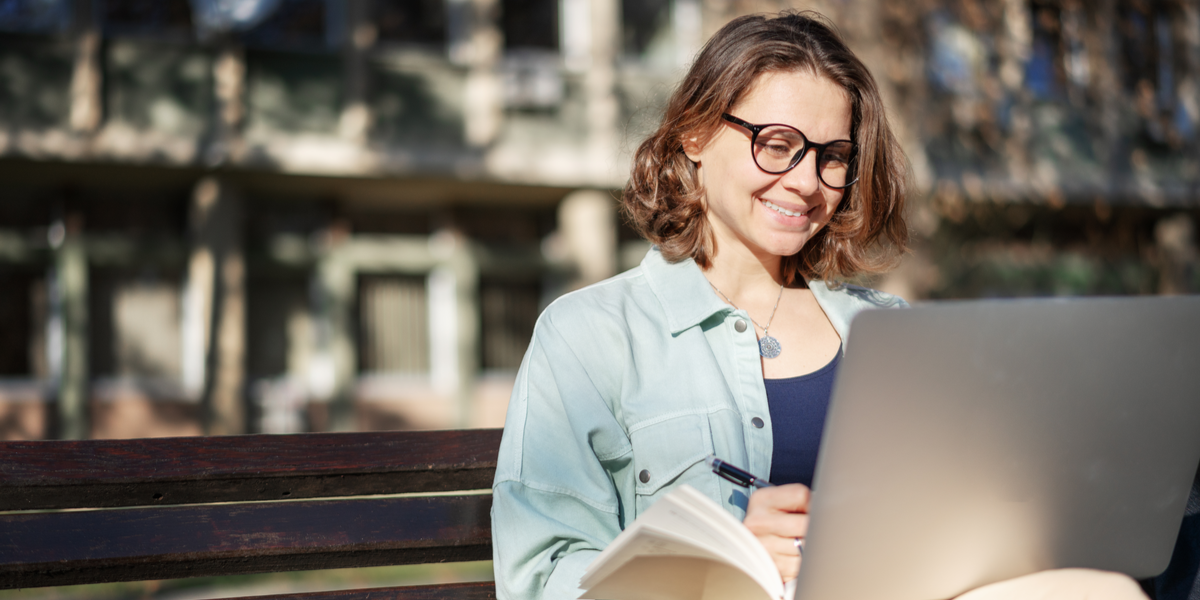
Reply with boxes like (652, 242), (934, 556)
(491, 247), (906, 600)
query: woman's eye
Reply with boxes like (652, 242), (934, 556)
(757, 142), (793, 156)
(822, 148), (853, 165)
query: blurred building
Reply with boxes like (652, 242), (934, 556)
(0, 0), (699, 439)
(0, 0), (1196, 440)
(874, 0), (1199, 303)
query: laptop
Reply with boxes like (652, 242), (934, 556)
(793, 295), (1200, 600)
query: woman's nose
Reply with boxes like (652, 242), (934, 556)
(778, 149), (822, 195)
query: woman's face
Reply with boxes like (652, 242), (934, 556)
(685, 70), (852, 264)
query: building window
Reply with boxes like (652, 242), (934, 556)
(1117, 0), (1189, 144)
(502, 0), (558, 51)
(479, 278), (540, 371)
(101, 0), (194, 38)
(621, 0), (670, 61)
(89, 270), (184, 380)
(0, 270), (39, 377)
(1026, 0), (1065, 100)
(375, 0), (446, 47)
(357, 274), (430, 374)
(247, 274), (310, 379)
(241, 0), (328, 49)
(0, 0), (72, 34)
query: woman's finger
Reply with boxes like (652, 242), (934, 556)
(760, 532), (805, 581)
(747, 483), (811, 513)
(742, 484), (812, 582)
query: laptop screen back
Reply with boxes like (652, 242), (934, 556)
(794, 295), (1200, 600)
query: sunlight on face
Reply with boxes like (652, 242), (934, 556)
(685, 70), (853, 264)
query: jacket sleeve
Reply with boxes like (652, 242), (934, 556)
(491, 309), (634, 600)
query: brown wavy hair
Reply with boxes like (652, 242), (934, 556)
(622, 11), (909, 283)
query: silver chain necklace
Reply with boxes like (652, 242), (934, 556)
(709, 281), (785, 359)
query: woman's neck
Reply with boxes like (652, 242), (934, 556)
(703, 245), (786, 303)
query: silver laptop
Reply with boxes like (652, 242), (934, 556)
(794, 295), (1200, 600)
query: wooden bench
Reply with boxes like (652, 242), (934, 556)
(0, 428), (503, 599)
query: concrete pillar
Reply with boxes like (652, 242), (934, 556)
(559, 189), (617, 288)
(312, 222), (356, 431)
(586, 0), (620, 154)
(453, 0), (503, 146)
(49, 213), (89, 439)
(1175, 0), (1199, 179)
(340, 0), (374, 141)
(209, 38), (246, 164)
(1156, 214), (1197, 295)
(700, 0), (732, 40)
(428, 228), (479, 428)
(560, 0), (591, 71)
(1089, 0), (1124, 180)
(452, 240), (479, 428)
(187, 177), (246, 435)
(1000, 0), (1033, 184)
(69, 0), (100, 133)
(673, 0), (703, 67)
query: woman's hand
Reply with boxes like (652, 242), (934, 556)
(742, 483), (811, 582)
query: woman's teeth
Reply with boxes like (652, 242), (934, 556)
(763, 200), (808, 218)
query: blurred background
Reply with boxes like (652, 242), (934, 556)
(0, 1), (1197, 596)
(0, 0), (1196, 444)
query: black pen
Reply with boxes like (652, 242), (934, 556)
(706, 455), (805, 556)
(705, 455), (775, 488)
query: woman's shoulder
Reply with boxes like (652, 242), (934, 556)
(535, 266), (657, 337)
(809, 280), (909, 310)
(807, 280), (908, 345)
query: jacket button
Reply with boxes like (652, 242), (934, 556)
(639, 470), (651, 483)
(751, 417), (764, 429)
(734, 319), (748, 333)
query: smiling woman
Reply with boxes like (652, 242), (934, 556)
(491, 13), (914, 600)
(623, 13), (908, 287)
(489, 10), (1146, 600)
(683, 71), (854, 268)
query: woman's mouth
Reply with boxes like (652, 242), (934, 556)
(762, 199), (809, 218)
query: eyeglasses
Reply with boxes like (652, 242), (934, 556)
(721, 114), (858, 189)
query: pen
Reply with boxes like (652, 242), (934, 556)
(706, 455), (805, 556)
(705, 455), (775, 488)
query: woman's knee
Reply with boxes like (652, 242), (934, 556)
(954, 569), (1147, 600)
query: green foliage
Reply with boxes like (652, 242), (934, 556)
(922, 202), (1188, 299)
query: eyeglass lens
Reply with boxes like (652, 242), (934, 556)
(752, 125), (855, 189)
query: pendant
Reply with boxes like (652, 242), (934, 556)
(758, 335), (782, 359)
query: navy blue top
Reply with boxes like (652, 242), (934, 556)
(765, 347), (841, 489)
(1147, 462), (1200, 600)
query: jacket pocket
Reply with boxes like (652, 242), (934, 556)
(629, 413), (717, 516)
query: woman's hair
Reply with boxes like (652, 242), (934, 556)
(622, 11), (909, 283)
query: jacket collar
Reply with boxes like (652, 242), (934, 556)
(641, 247), (732, 335)
(640, 246), (897, 345)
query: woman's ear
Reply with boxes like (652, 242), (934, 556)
(682, 135), (703, 163)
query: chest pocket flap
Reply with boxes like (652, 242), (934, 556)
(629, 413), (714, 501)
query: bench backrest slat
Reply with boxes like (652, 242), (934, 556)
(1, 484), (493, 589)
(0, 429), (503, 510)
(0, 429), (502, 594)
(222, 581), (498, 600)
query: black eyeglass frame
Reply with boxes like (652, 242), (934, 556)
(721, 113), (859, 189)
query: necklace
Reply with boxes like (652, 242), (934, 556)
(710, 281), (785, 359)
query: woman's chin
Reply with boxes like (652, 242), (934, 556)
(747, 236), (815, 260)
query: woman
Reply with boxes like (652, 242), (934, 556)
(493, 12), (904, 597)
(491, 11), (1145, 600)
